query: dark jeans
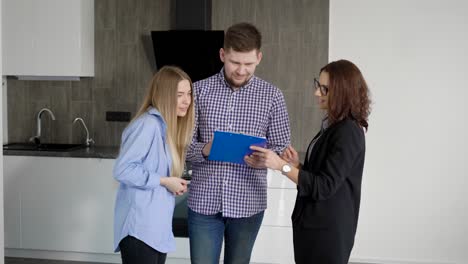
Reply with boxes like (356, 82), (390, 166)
(119, 236), (167, 264)
(188, 208), (264, 264)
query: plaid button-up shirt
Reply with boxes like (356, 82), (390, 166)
(187, 69), (291, 218)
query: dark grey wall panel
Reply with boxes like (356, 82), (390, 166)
(212, 0), (329, 152)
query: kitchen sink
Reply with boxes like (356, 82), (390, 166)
(3, 143), (85, 152)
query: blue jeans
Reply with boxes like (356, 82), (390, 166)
(188, 208), (264, 264)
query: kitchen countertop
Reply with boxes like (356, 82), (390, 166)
(4, 145), (193, 180)
(3, 145), (120, 159)
(4, 146), (307, 162)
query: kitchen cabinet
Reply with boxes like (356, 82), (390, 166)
(264, 187), (296, 227)
(2, 0), (94, 77)
(4, 156), (116, 253)
(4, 157), (21, 249)
(4, 155), (296, 263)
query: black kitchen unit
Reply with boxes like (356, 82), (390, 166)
(173, 161), (192, 237)
(152, 29), (224, 238)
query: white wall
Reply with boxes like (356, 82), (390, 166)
(1, 0), (5, 262)
(2, 76), (6, 144)
(330, 1), (468, 263)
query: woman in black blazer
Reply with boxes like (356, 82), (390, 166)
(245, 60), (371, 264)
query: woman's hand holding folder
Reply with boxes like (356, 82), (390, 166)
(281, 146), (300, 168)
(245, 146), (288, 171)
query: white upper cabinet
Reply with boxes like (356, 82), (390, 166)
(2, 0), (94, 77)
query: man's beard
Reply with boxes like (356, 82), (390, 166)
(225, 74), (251, 89)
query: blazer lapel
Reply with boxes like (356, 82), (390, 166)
(303, 130), (322, 168)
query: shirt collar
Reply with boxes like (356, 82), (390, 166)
(147, 106), (162, 117)
(147, 107), (167, 131)
(218, 67), (256, 91)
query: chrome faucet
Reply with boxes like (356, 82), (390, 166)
(29, 108), (56, 144)
(73, 117), (94, 146)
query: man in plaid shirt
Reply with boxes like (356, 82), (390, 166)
(186, 22), (291, 264)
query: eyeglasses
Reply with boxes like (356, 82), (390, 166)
(314, 78), (329, 96)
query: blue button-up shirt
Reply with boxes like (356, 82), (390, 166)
(113, 107), (176, 253)
(187, 69), (291, 218)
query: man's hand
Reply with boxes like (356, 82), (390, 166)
(202, 140), (213, 157)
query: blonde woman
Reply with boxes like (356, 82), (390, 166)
(113, 66), (194, 264)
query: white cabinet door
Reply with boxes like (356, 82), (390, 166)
(2, 0), (94, 77)
(267, 168), (297, 189)
(264, 188), (296, 227)
(2, 0), (34, 75)
(251, 225), (295, 264)
(4, 156), (116, 253)
(3, 156), (24, 248)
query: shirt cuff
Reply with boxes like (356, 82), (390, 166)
(148, 172), (163, 189)
(190, 142), (209, 163)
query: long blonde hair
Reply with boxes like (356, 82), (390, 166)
(133, 66), (195, 177)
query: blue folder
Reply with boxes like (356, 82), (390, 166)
(208, 131), (267, 165)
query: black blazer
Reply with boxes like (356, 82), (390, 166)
(292, 118), (366, 234)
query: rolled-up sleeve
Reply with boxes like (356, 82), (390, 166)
(186, 83), (208, 163)
(113, 119), (163, 189)
(266, 89), (291, 154)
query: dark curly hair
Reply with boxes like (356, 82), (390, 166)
(320, 60), (371, 131)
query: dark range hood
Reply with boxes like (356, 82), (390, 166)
(151, 0), (224, 83)
(151, 30), (224, 82)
